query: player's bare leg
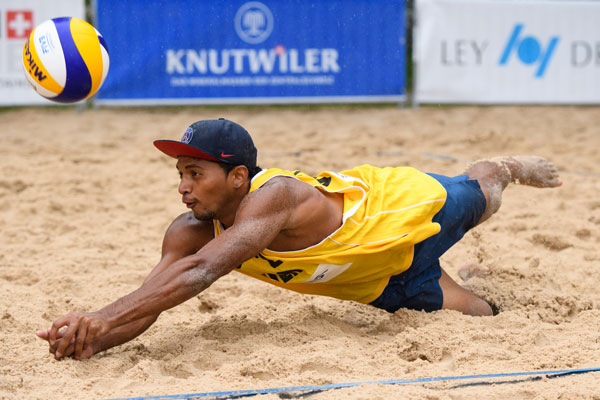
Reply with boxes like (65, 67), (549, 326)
(439, 156), (561, 316)
(439, 268), (493, 316)
(465, 156), (562, 224)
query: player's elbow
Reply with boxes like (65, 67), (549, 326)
(182, 258), (231, 294)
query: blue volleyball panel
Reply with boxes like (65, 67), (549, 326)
(98, 35), (109, 55)
(95, 0), (406, 104)
(53, 17), (92, 103)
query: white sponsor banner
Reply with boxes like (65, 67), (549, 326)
(415, 0), (600, 104)
(0, 0), (84, 105)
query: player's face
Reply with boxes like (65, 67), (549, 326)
(176, 157), (234, 221)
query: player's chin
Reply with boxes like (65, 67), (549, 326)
(193, 211), (215, 221)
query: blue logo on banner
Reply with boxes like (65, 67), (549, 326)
(235, 2), (274, 44)
(499, 24), (559, 78)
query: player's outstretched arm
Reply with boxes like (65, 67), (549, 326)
(43, 180), (295, 360)
(37, 212), (214, 359)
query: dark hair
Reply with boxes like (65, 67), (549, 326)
(217, 162), (262, 179)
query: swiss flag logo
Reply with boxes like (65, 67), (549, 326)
(7, 10), (34, 39)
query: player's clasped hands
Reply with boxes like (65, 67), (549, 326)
(36, 311), (109, 360)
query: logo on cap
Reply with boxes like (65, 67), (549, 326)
(181, 127), (193, 144)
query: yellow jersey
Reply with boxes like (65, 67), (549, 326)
(213, 165), (447, 304)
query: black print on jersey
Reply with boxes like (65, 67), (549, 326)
(256, 253), (283, 268)
(263, 269), (303, 283)
(316, 176), (332, 187)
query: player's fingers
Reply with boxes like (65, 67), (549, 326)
(39, 327), (63, 340)
(51, 342), (75, 355)
(49, 317), (69, 346)
(49, 342), (75, 357)
(75, 319), (89, 360)
(57, 343), (76, 358)
(49, 328), (66, 354)
(83, 329), (95, 356)
(83, 317), (105, 353)
(36, 328), (49, 340)
(54, 319), (80, 359)
(50, 324), (79, 354)
(65, 343), (76, 358)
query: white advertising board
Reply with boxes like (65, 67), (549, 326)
(415, 0), (600, 104)
(0, 0), (84, 105)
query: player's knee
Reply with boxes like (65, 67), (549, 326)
(442, 287), (493, 316)
(466, 297), (493, 317)
(475, 181), (503, 224)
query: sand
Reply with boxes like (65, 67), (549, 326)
(0, 105), (599, 399)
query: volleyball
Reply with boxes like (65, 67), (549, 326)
(22, 17), (109, 103)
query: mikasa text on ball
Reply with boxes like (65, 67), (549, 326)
(22, 17), (109, 103)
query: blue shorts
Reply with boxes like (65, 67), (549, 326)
(369, 173), (487, 313)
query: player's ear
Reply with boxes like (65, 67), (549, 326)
(230, 165), (249, 189)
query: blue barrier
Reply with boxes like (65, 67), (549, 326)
(95, 0), (406, 105)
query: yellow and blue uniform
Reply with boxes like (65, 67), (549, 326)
(213, 165), (450, 305)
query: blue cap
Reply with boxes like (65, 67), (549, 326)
(154, 118), (257, 169)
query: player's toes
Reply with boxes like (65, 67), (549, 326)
(537, 161), (561, 187)
(550, 176), (563, 187)
(542, 172), (562, 187)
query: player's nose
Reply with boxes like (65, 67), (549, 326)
(178, 177), (191, 194)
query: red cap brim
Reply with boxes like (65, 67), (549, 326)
(153, 140), (220, 162)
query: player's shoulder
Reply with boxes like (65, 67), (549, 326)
(163, 212), (214, 253)
(251, 174), (313, 202)
(167, 211), (213, 236)
(257, 174), (311, 192)
(241, 175), (315, 221)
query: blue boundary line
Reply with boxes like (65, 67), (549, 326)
(104, 367), (600, 400)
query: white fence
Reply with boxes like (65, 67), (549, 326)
(414, 0), (600, 104)
(0, 0), (84, 105)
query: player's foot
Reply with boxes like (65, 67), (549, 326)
(490, 156), (562, 188)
